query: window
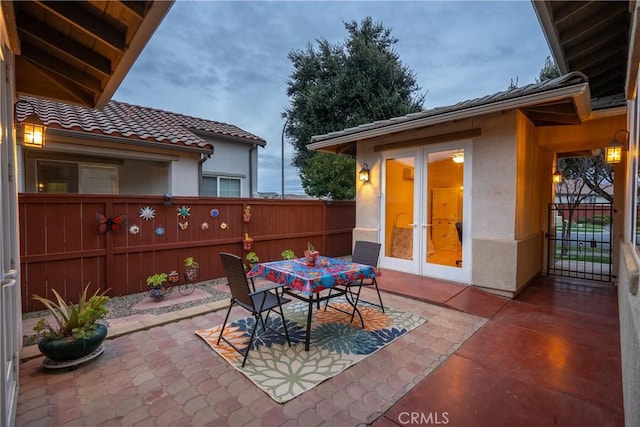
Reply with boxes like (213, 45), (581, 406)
(220, 178), (241, 197)
(37, 161), (78, 193)
(37, 161), (117, 194)
(202, 176), (242, 197)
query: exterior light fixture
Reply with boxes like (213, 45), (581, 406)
(16, 99), (46, 148)
(22, 123), (45, 148)
(605, 129), (629, 164)
(359, 163), (370, 182)
(552, 169), (563, 184)
(451, 152), (464, 163)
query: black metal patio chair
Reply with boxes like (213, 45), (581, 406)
(325, 240), (384, 320)
(217, 253), (291, 367)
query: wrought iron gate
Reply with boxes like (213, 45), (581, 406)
(547, 203), (613, 282)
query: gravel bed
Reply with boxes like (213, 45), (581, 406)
(22, 278), (231, 346)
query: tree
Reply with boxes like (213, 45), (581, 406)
(300, 152), (356, 199)
(555, 155), (613, 254)
(558, 156), (613, 203)
(537, 56), (560, 82)
(284, 17), (425, 199)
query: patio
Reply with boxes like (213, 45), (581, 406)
(16, 271), (622, 426)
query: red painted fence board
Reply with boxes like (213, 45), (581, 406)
(19, 194), (355, 312)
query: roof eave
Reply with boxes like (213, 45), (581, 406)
(46, 127), (214, 155)
(95, 2), (173, 109)
(192, 129), (266, 147)
(531, 1), (569, 74)
(308, 82), (591, 152)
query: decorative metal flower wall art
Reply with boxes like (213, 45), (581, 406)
(201, 222), (209, 230)
(177, 205), (190, 218)
(210, 209), (219, 218)
(139, 206), (155, 221)
(129, 224), (140, 235)
(179, 221), (188, 230)
(154, 226), (165, 236)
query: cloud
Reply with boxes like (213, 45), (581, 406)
(116, 0), (551, 195)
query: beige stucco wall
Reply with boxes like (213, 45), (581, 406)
(469, 111), (547, 295)
(355, 110), (548, 295)
(353, 108), (622, 297)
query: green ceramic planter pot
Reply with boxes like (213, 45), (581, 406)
(38, 323), (108, 362)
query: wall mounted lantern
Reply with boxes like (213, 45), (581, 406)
(22, 123), (45, 148)
(552, 169), (563, 184)
(605, 129), (629, 164)
(16, 99), (46, 148)
(359, 163), (370, 182)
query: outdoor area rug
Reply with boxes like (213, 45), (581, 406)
(195, 298), (426, 403)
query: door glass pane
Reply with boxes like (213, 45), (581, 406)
(384, 157), (414, 260)
(427, 150), (464, 268)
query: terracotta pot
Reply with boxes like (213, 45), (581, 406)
(38, 324), (108, 362)
(304, 250), (319, 266)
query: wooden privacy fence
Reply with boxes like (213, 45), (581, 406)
(19, 194), (355, 312)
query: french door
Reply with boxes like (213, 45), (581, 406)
(380, 141), (471, 283)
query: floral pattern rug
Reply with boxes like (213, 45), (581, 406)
(195, 299), (426, 403)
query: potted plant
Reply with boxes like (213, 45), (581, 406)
(242, 205), (251, 222)
(31, 284), (110, 363)
(184, 257), (199, 282)
(281, 249), (296, 260)
(304, 242), (319, 266)
(246, 252), (260, 269)
(243, 233), (253, 250)
(167, 270), (180, 283)
(146, 272), (168, 300)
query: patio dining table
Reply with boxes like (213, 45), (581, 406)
(247, 256), (381, 351)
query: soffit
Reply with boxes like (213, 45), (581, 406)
(6, 0), (172, 108)
(533, 1), (631, 100)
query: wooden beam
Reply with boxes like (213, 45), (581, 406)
(37, 1), (127, 51)
(564, 31), (624, 63)
(569, 44), (626, 71)
(16, 57), (94, 106)
(21, 44), (102, 94)
(2, 1), (20, 54)
(17, 13), (112, 77)
(373, 128), (481, 152)
(558, 7), (625, 46)
(552, 1), (591, 25)
(120, 1), (149, 19)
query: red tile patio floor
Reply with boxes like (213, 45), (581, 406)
(16, 272), (623, 426)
